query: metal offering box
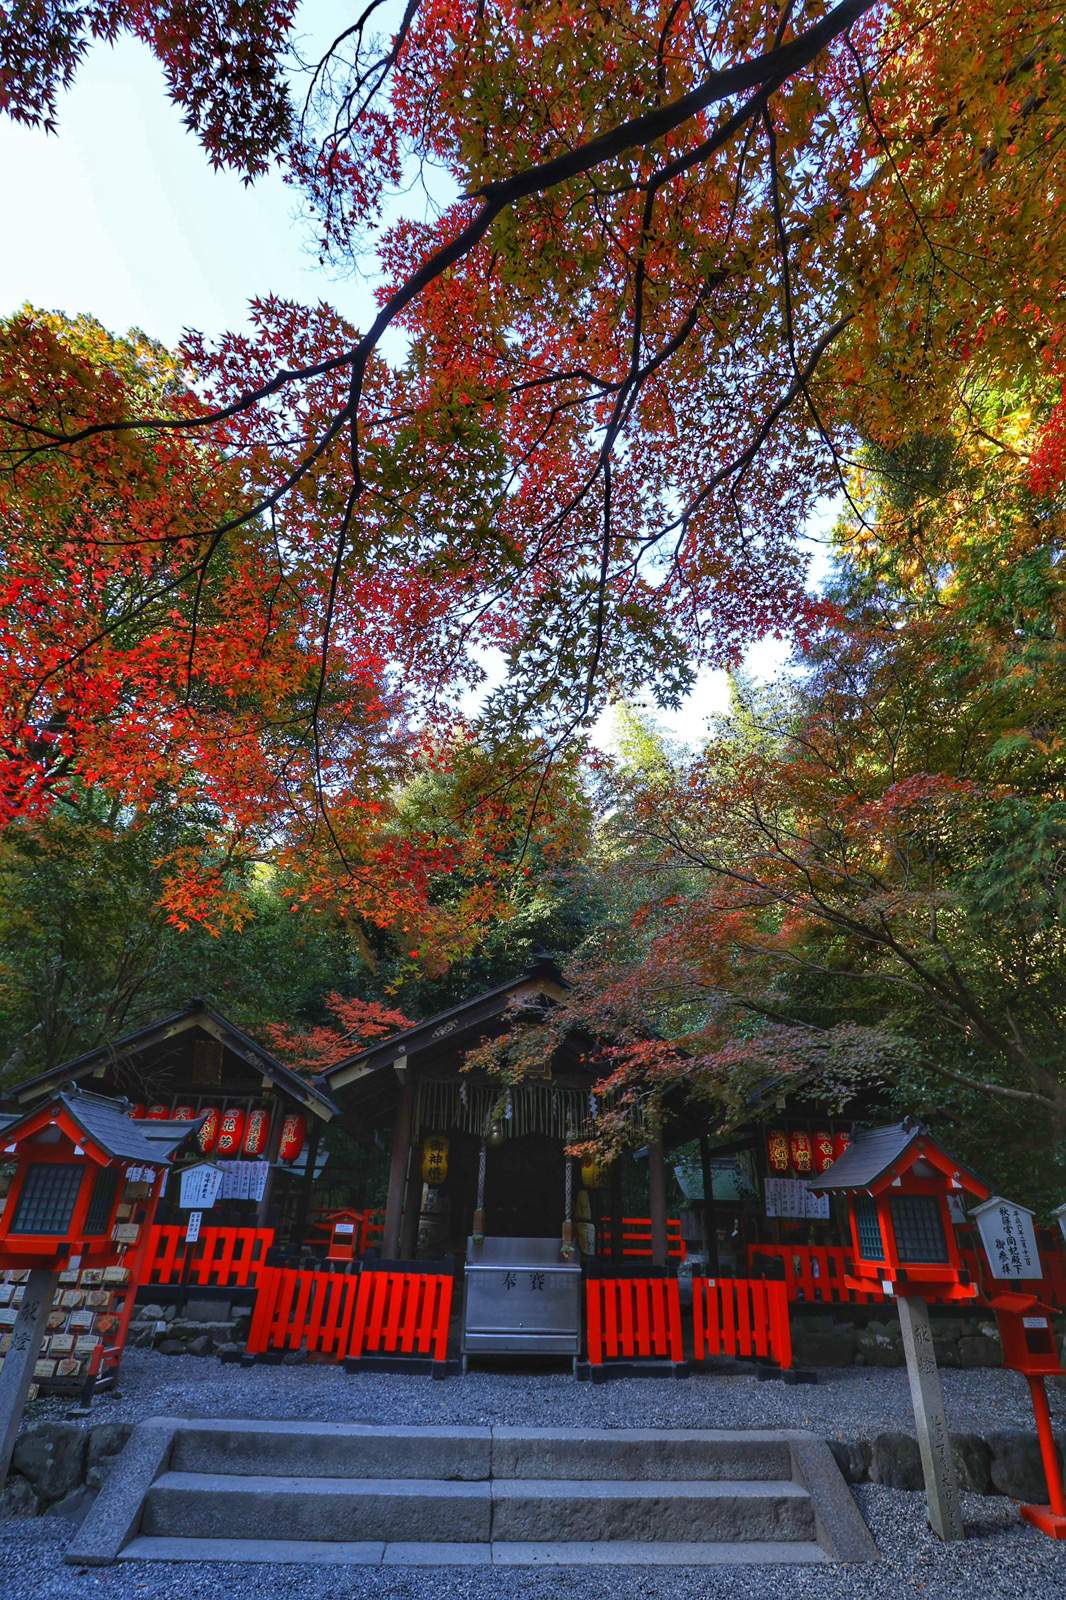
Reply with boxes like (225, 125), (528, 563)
(462, 1235), (582, 1365)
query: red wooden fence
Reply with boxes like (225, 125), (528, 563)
(585, 1271), (684, 1366)
(693, 1275), (792, 1369)
(141, 1225), (274, 1288)
(596, 1217), (687, 1262)
(348, 1265), (453, 1362)
(245, 1265), (362, 1358)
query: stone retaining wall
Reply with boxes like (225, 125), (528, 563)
(791, 1310), (1066, 1370)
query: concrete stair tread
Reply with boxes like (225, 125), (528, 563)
(151, 1470), (808, 1499)
(119, 1536), (830, 1566)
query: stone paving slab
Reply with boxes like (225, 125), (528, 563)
(114, 1536), (830, 1565)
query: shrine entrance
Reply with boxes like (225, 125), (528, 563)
(481, 1133), (566, 1239)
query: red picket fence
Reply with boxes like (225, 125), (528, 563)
(693, 1275), (792, 1369)
(750, 1237), (1066, 1312)
(245, 1265), (362, 1359)
(349, 1263), (454, 1362)
(596, 1217), (687, 1262)
(140, 1225), (274, 1289)
(585, 1269), (684, 1367)
(747, 1244), (883, 1306)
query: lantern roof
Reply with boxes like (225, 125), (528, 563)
(803, 1118), (989, 1198)
(0, 1089), (203, 1166)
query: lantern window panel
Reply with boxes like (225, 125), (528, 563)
(84, 1164), (121, 1235)
(853, 1195), (885, 1261)
(889, 1194), (949, 1263)
(10, 1162), (85, 1235)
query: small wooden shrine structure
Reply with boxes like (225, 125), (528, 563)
(3, 1001), (338, 1247)
(320, 955), (681, 1265)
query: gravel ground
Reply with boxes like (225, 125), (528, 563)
(6, 1354), (1066, 1596)
(22, 1349), (1066, 1439)
(2, 1488), (1066, 1600)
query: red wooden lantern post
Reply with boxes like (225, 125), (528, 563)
(807, 1119), (992, 1542)
(971, 1196), (1066, 1539)
(0, 1090), (200, 1489)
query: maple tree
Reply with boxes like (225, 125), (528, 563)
(1, 0), (1064, 932)
(520, 374), (1066, 1188)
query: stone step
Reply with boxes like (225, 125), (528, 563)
(167, 1421), (793, 1481)
(65, 1420), (880, 1567)
(141, 1471), (815, 1545)
(118, 1536), (830, 1566)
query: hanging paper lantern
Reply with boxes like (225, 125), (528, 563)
(421, 1134), (449, 1186)
(146, 1105), (170, 1121)
(197, 1106), (220, 1153)
(790, 1129), (813, 1175)
(242, 1108), (270, 1158)
(766, 1128), (790, 1174)
(216, 1107), (245, 1157)
(172, 1105), (196, 1122)
(278, 1112), (306, 1163)
(580, 1156), (608, 1191)
(813, 1131), (836, 1174)
(128, 1104), (146, 1121)
(834, 1130), (852, 1161)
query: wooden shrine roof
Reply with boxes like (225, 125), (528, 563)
(2, 1002), (338, 1123)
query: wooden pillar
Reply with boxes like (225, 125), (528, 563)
(292, 1116), (322, 1253)
(649, 1132), (668, 1267)
(699, 1133), (719, 1275)
(399, 1146), (423, 1261)
(254, 1096), (284, 1229)
(610, 1157), (624, 1265)
(382, 1078), (413, 1260)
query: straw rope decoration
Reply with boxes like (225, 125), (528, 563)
(411, 1079), (646, 1140)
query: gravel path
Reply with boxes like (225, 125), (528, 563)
(23, 1350), (1066, 1439)
(2, 1488), (1066, 1600)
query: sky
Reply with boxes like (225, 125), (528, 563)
(0, 21), (836, 749)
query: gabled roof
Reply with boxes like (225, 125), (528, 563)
(1, 1089), (202, 1164)
(806, 1119), (988, 1195)
(4, 1001), (338, 1122)
(320, 954), (569, 1099)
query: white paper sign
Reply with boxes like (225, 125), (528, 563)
(766, 1177), (829, 1221)
(218, 1161), (269, 1202)
(179, 1164), (223, 1211)
(971, 1195), (1042, 1280)
(186, 1211), (202, 1243)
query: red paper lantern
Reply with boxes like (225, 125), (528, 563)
(197, 1107), (220, 1153)
(834, 1130), (852, 1161)
(242, 1108), (270, 1157)
(278, 1112), (306, 1163)
(767, 1128), (790, 1174)
(146, 1105), (170, 1121)
(172, 1105), (196, 1122)
(814, 1131), (836, 1174)
(790, 1129), (813, 1175)
(215, 1107), (245, 1157)
(128, 1104), (146, 1121)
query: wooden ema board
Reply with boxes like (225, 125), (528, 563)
(0, 1260), (139, 1393)
(141, 1226), (274, 1288)
(349, 1270), (453, 1362)
(692, 1277), (792, 1368)
(585, 1276), (683, 1365)
(245, 1266), (361, 1359)
(596, 1217), (686, 1260)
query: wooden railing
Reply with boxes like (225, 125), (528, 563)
(140, 1225), (274, 1288)
(693, 1276), (792, 1368)
(585, 1265), (683, 1368)
(595, 1216), (687, 1262)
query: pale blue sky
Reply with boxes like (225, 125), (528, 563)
(0, 22), (833, 744)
